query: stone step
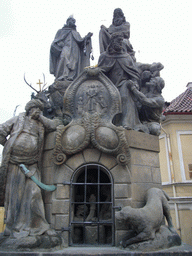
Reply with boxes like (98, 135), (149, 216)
(0, 244), (192, 256)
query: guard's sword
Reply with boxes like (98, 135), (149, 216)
(20, 164), (56, 192)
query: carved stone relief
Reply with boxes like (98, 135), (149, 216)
(53, 68), (131, 167)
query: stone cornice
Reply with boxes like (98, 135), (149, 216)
(162, 114), (192, 125)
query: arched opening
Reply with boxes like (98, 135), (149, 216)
(69, 164), (114, 246)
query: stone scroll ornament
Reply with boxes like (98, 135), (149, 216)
(53, 68), (131, 167)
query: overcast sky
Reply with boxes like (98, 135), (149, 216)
(0, 0), (192, 125)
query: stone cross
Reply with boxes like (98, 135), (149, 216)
(36, 79), (43, 91)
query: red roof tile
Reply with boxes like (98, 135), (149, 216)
(164, 86), (192, 114)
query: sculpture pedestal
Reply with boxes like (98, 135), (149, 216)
(0, 244), (192, 255)
(42, 129), (165, 248)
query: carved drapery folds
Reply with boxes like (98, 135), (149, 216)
(53, 68), (130, 166)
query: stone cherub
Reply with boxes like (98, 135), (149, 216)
(0, 99), (60, 241)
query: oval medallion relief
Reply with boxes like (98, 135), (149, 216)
(95, 127), (119, 150)
(62, 125), (86, 150)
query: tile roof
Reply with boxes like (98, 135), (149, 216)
(164, 85), (192, 114)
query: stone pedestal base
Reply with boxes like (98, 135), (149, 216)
(0, 244), (192, 255)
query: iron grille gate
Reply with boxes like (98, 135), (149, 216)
(69, 164), (114, 246)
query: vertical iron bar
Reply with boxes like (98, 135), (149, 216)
(83, 166), (87, 244)
(112, 181), (114, 245)
(69, 164), (114, 246)
(69, 181), (73, 245)
(97, 165), (100, 244)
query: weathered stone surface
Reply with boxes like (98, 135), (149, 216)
(131, 200), (145, 208)
(43, 190), (55, 204)
(152, 167), (162, 184)
(52, 199), (69, 214)
(53, 69), (126, 169)
(115, 198), (132, 209)
(44, 131), (56, 150)
(65, 153), (85, 171)
(131, 165), (152, 183)
(83, 148), (101, 163)
(56, 185), (70, 199)
(0, 243), (191, 254)
(44, 203), (52, 224)
(0, 101), (59, 227)
(50, 214), (55, 228)
(54, 164), (73, 184)
(125, 126), (159, 152)
(62, 125), (87, 150)
(95, 127), (119, 149)
(42, 150), (54, 168)
(115, 215), (130, 231)
(128, 76), (165, 136)
(126, 225), (181, 252)
(98, 32), (141, 130)
(0, 19), (178, 251)
(131, 183), (161, 202)
(55, 215), (69, 230)
(114, 184), (130, 198)
(42, 166), (55, 185)
(0, 234), (62, 250)
(99, 153), (117, 170)
(60, 231), (69, 248)
(111, 164), (131, 184)
(115, 188), (178, 249)
(130, 148), (160, 167)
(115, 230), (129, 244)
(50, 16), (92, 82)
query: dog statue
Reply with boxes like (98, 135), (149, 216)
(116, 187), (177, 248)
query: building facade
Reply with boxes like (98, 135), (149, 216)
(159, 82), (192, 245)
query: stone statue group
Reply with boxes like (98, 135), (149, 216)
(0, 8), (181, 251)
(49, 8), (165, 136)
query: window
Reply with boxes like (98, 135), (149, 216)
(69, 164), (114, 246)
(177, 131), (192, 181)
(188, 164), (192, 179)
